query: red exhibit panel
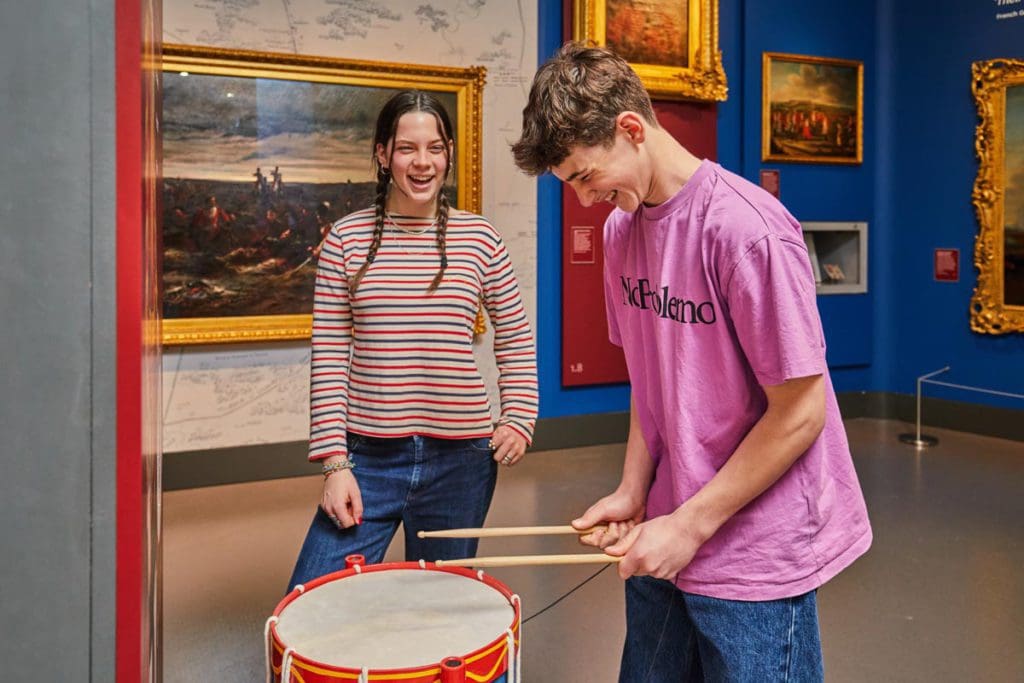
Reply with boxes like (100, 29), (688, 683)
(562, 101), (718, 386)
(562, 199), (628, 386)
(934, 248), (959, 282)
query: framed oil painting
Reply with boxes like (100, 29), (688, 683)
(762, 52), (863, 164)
(573, 0), (727, 101)
(159, 44), (485, 345)
(971, 58), (1024, 334)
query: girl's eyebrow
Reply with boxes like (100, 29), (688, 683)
(393, 137), (446, 146)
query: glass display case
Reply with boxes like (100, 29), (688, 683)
(800, 221), (868, 294)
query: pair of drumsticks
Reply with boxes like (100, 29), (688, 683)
(418, 524), (621, 568)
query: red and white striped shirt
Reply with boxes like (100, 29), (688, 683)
(308, 208), (539, 461)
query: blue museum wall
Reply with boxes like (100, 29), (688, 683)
(535, 0), (881, 418)
(884, 1), (1024, 409)
(735, 0), (880, 394)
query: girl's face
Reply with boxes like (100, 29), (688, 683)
(376, 111), (452, 217)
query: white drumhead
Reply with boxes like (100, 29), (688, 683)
(276, 569), (514, 669)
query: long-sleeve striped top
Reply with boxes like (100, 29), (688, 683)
(308, 208), (539, 461)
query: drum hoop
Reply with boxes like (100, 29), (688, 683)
(272, 636), (516, 681)
(271, 561), (521, 680)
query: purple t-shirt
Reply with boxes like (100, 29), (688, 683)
(603, 160), (871, 600)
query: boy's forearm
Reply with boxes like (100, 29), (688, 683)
(619, 395), (656, 498)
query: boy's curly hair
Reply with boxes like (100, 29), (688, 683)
(511, 42), (657, 176)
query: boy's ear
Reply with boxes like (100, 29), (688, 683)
(616, 111), (647, 144)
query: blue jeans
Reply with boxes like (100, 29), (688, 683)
(288, 434), (498, 591)
(620, 576), (823, 683)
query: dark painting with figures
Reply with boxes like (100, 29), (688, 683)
(763, 53), (863, 165)
(161, 70), (457, 320)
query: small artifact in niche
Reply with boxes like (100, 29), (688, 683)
(822, 263), (846, 282)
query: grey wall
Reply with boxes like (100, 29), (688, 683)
(0, 0), (117, 680)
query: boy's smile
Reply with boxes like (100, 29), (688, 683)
(551, 128), (647, 213)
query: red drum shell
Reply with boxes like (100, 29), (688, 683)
(269, 562), (520, 683)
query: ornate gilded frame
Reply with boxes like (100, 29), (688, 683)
(159, 44), (485, 345)
(762, 52), (863, 164)
(573, 0), (727, 101)
(971, 58), (1024, 334)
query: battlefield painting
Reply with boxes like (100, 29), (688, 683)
(763, 53), (863, 164)
(161, 69), (458, 320)
(162, 174), (373, 319)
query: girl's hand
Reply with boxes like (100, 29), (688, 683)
(320, 469), (363, 528)
(491, 424), (527, 467)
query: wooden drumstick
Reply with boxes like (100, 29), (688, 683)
(436, 553), (622, 568)
(417, 524), (607, 539)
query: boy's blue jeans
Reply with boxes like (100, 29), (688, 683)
(620, 576), (824, 683)
(288, 433), (497, 590)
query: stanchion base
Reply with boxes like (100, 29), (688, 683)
(898, 433), (939, 448)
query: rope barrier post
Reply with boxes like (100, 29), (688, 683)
(898, 366), (949, 448)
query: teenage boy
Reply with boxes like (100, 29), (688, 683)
(512, 42), (871, 682)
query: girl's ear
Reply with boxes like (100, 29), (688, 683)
(375, 142), (389, 169)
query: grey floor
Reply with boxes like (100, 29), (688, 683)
(162, 419), (1024, 682)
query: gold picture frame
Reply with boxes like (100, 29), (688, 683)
(159, 44), (485, 345)
(971, 58), (1024, 334)
(573, 0), (727, 102)
(762, 52), (863, 164)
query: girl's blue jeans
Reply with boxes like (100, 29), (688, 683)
(288, 433), (497, 591)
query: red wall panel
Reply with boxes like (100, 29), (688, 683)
(561, 101), (718, 386)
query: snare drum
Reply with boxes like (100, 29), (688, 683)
(266, 560), (522, 683)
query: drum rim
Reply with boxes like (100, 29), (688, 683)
(271, 561), (521, 679)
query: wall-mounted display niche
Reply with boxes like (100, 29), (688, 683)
(801, 221), (868, 294)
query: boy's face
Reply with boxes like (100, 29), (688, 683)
(550, 128), (647, 213)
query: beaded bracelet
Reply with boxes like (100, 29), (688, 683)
(322, 458), (356, 479)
